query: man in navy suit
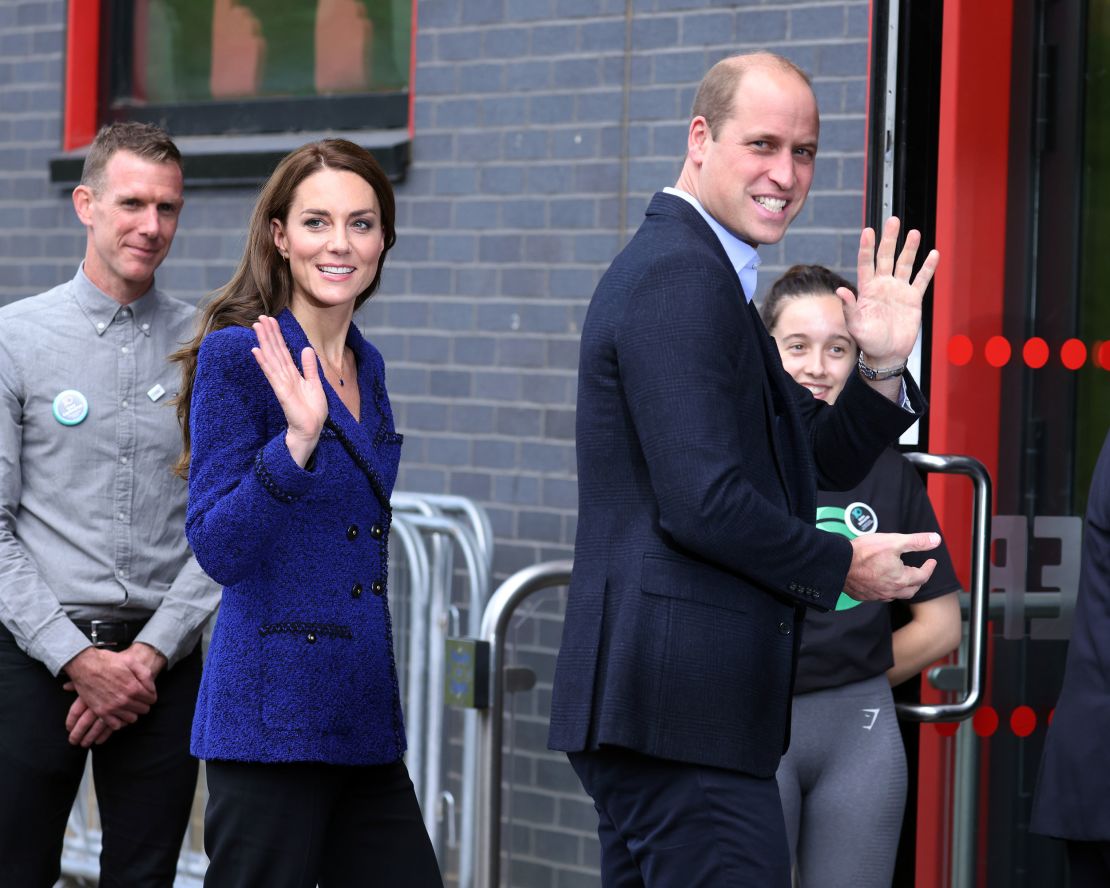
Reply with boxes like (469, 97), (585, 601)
(549, 52), (944, 886)
(1031, 428), (1110, 886)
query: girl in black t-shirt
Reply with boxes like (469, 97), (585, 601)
(760, 265), (962, 888)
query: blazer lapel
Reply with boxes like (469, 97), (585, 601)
(276, 309), (393, 513)
(648, 194), (800, 513)
(745, 299), (797, 514)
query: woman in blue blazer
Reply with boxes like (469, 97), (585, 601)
(174, 140), (441, 887)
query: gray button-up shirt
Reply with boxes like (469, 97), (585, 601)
(0, 266), (219, 675)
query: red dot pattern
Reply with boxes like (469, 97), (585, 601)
(973, 706), (1000, 736)
(984, 337), (1011, 368)
(930, 705), (1055, 737)
(1023, 337), (1049, 369)
(947, 335), (1110, 369)
(947, 334), (974, 366)
(1010, 706), (1036, 737)
(1061, 339), (1087, 370)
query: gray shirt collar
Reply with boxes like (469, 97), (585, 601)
(72, 264), (159, 338)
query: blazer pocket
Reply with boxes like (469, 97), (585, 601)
(640, 554), (748, 614)
(260, 621), (356, 736)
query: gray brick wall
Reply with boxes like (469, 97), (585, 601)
(0, 1), (872, 884)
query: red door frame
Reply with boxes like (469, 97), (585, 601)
(919, 0), (1014, 885)
(863, 1), (1014, 885)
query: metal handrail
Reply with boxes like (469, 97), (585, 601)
(896, 452), (992, 722)
(474, 560), (574, 888)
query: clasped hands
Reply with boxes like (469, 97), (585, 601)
(62, 642), (166, 748)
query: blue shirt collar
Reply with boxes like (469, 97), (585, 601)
(663, 187), (761, 302)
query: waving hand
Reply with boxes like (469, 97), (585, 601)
(837, 217), (940, 368)
(251, 315), (327, 467)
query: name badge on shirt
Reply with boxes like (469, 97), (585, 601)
(52, 390), (89, 426)
(147, 383), (166, 402)
(844, 502), (879, 536)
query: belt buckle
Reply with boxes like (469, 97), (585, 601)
(88, 620), (121, 649)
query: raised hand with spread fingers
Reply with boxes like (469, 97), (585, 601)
(250, 313), (328, 467)
(837, 216), (940, 382)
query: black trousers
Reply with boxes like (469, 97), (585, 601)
(569, 746), (791, 888)
(0, 625), (202, 888)
(203, 758), (443, 888)
(1067, 840), (1110, 888)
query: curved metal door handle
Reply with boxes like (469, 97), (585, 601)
(895, 452), (992, 722)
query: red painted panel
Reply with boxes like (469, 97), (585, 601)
(63, 0), (100, 151)
(916, 0), (1015, 886)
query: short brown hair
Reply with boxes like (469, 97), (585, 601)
(691, 52), (813, 138)
(80, 122), (183, 193)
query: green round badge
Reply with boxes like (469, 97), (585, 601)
(52, 390), (89, 426)
(815, 504), (875, 611)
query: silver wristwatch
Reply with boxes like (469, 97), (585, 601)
(857, 353), (907, 381)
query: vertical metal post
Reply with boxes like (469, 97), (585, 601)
(474, 561), (573, 888)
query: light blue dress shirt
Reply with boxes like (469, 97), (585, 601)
(664, 186), (761, 301)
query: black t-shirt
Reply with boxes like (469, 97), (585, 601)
(794, 447), (961, 695)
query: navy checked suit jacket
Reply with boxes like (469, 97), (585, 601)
(548, 193), (924, 777)
(1031, 427), (1110, 840)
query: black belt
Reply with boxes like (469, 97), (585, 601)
(72, 619), (149, 650)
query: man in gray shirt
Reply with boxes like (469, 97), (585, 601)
(0, 122), (219, 886)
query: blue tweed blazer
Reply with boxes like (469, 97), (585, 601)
(187, 309), (405, 766)
(549, 193), (924, 778)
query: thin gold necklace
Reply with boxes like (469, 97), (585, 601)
(317, 348), (347, 387)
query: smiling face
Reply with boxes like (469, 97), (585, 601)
(72, 150), (184, 303)
(685, 65), (818, 247)
(271, 167), (385, 314)
(771, 293), (857, 404)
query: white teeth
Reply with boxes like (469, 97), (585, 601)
(319, 265), (355, 274)
(755, 196), (787, 212)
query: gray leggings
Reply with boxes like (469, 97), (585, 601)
(775, 674), (907, 888)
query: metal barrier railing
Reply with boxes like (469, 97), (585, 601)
(60, 491), (493, 888)
(473, 560), (574, 888)
(392, 503), (492, 883)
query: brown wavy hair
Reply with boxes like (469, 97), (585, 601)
(172, 139), (397, 477)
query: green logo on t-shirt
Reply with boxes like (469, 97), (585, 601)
(815, 504), (876, 611)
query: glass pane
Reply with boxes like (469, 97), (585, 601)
(1077, 0), (1110, 511)
(124, 0), (410, 105)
